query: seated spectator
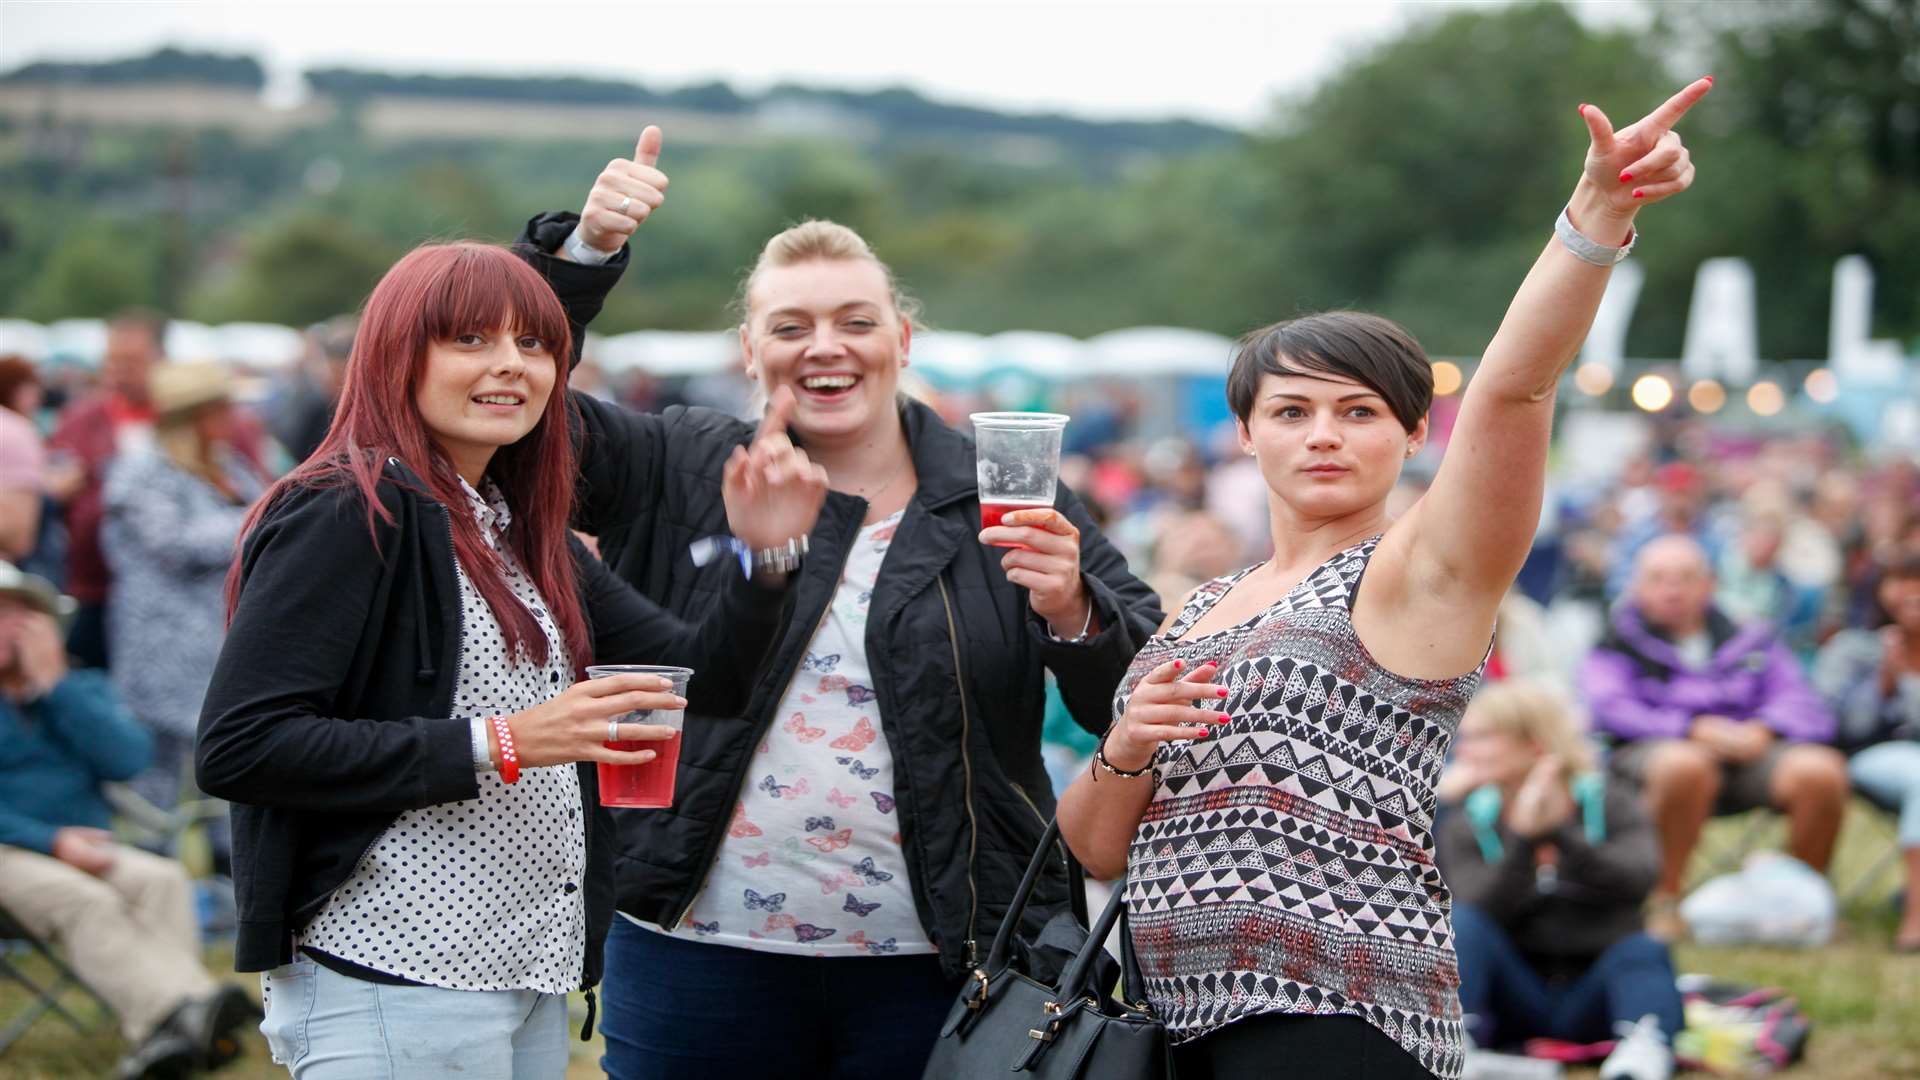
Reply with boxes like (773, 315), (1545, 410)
(1438, 681), (1681, 1080)
(1715, 500), (1823, 653)
(0, 561), (252, 1078)
(1813, 553), (1920, 951)
(1582, 535), (1846, 940)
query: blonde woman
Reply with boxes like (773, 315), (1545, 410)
(102, 361), (268, 865)
(1437, 682), (1680, 1080)
(502, 130), (1165, 1078)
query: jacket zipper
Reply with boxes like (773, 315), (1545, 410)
(669, 560), (843, 930)
(1007, 780), (1047, 829)
(936, 575), (981, 966)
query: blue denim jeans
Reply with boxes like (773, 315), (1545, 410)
(1452, 902), (1684, 1049)
(1849, 740), (1920, 847)
(599, 916), (957, 1080)
(258, 958), (569, 1079)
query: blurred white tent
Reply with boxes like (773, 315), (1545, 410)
(906, 330), (992, 383)
(982, 331), (1086, 381)
(46, 319), (108, 365)
(1, 317), (303, 368)
(0, 319), (49, 361)
(591, 330), (738, 376)
(2, 318), (1248, 382)
(213, 323), (306, 368)
(1086, 327), (1233, 378)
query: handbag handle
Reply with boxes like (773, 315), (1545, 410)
(1054, 872), (1154, 1012)
(985, 816), (1065, 971)
(1055, 871), (1128, 998)
(979, 816), (1156, 1015)
(1119, 907), (1148, 1006)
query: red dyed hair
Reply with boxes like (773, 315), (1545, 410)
(229, 242), (590, 672)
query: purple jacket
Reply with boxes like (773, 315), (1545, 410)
(1580, 604), (1835, 744)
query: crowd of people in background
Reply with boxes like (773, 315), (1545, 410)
(1, 295), (1916, 1078)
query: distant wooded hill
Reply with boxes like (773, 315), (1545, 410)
(0, 47), (1237, 162)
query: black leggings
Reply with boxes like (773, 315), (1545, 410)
(1171, 1014), (1439, 1080)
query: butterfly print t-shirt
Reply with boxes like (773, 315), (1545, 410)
(651, 510), (934, 958)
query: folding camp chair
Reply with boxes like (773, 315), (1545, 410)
(1838, 789), (1905, 907)
(1685, 807), (1783, 890)
(0, 906), (111, 1057)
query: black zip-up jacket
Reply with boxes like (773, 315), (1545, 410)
(515, 212), (1165, 976)
(195, 457), (791, 986)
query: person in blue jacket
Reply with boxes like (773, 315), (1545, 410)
(0, 561), (253, 1079)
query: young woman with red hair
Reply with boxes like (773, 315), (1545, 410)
(196, 241), (826, 1079)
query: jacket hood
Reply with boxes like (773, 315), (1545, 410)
(1604, 602), (1779, 678)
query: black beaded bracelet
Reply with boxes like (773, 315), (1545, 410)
(1091, 730), (1152, 781)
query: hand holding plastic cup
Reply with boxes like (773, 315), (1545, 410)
(586, 664), (692, 808)
(971, 412), (1069, 550)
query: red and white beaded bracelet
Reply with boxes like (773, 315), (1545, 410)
(488, 714), (521, 784)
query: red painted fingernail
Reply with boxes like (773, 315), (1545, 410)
(1217, 688), (1230, 698)
(1632, 188), (1645, 199)
(1619, 170), (1633, 183)
(1173, 659), (1184, 671)
(1703, 75), (1713, 84)
(1577, 104), (1588, 116)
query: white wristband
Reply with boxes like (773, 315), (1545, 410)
(561, 224), (618, 266)
(1554, 206), (1636, 266)
(470, 716), (497, 771)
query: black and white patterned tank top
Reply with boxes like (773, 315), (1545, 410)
(1118, 536), (1483, 1079)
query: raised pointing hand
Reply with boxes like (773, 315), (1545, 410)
(1578, 77), (1711, 214)
(722, 387), (830, 556)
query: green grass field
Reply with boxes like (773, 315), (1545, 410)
(3, 806), (1913, 1078)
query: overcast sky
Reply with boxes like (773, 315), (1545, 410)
(0, 0), (1649, 127)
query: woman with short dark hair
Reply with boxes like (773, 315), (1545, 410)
(1057, 78), (1711, 1079)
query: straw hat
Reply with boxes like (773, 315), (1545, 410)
(0, 560), (76, 620)
(150, 360), (234, 419)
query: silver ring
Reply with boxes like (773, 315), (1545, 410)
(616, 194), (633, 215)
(607, 718), (623, 744)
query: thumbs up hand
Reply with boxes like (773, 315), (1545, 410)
(577, 125), (668, 254)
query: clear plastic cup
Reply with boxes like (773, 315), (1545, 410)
(585, 664), (692, 808)
(970, 412), (1070, 549)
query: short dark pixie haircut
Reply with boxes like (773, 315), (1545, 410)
(1226, 311), (1434, 434)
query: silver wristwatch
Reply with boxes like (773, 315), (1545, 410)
(752, 536), (809, 575)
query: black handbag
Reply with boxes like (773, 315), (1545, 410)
(921, 818), (1171, 1079)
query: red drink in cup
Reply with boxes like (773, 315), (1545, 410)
(979, 498), (1057, 546)
(584, 664), (692, 808)
(971, 412), (1070, 550)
